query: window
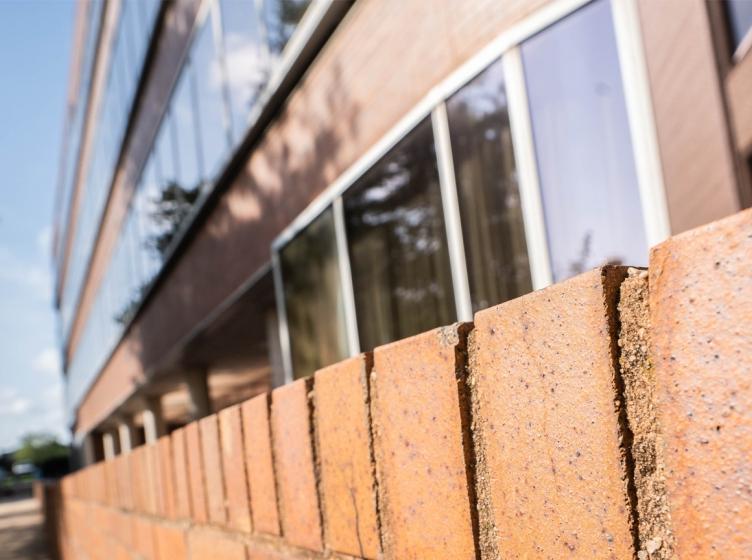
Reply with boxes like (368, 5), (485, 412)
(279, 208), (348, 379)
(521, 0), (647, 282)
(446, 59), (532, 312)
(192, 16), (233, 181)
(725, 0), (752, 54)
(263, 0), (311, 56)
(220, 0), (269, 141)
(344, 118), (455, 351)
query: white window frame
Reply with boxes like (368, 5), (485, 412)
(272, 0), (670, 382)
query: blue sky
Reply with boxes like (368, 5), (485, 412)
(0, 1), (74, 451)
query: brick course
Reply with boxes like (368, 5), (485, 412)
(45, 210), (752, 560)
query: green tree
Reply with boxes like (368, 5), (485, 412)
(14, 433), (68, 467)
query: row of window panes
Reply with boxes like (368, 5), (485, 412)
(65, 0), (312, 417)
(279, 0), (649, 380)
(56, 0), (104, 274)
(60, 0), (160, 339)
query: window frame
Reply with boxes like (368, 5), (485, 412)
(271, 0), (670, 383)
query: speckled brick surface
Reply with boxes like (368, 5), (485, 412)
(649, 208), (752, 558)
(470, 267), (635, 559)
(314, 354), (380, 558)
(370, 324), (476, 560)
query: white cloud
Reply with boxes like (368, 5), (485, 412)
(0, 387), (31, 416)
(36, 225), (52, 255)
(32, 347), (60, 376)
(0, 244), (52, 303)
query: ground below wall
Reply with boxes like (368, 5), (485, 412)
(44, 208), (752, 560)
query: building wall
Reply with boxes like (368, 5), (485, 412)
(66, 0), (752, 439)
(72, 0), (557, 435)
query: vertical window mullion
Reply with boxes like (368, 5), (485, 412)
(502, 47), (553, 291)
(431, 102), (473, 322)
(271, 250), (294, 385)
(609, 0), (670, 248)
(333, 196), (361, 357)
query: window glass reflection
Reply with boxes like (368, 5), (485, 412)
(263, 0), (311, 56)
(344, 118), (455, 352)
(446, 59), (532, 312)
(280, 208), (348, 379)
(726, 0), (752, 51)
(192, 15), (232, 181)
(521, 0), (647, 282)
(220, 0), (269, 141)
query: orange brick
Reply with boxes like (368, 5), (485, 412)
(199, 414), (227, 525)
(116, 454), (133, 511)
(185, 421), (208, 523)
(154, 523), (187, 560)
(649, 209), (752, 558)
(314, 355), (380, 558)
(132, 515), (156, 560)
(188, 526), (247, 560)
(171, 427), (191, 519)
(156, 435), (176, 519)
(270, 379), (323, 551)
(370, 324), (476, 559)
(470, 267), (634, 559)
(130, 447), (146, 513)
(241, 393), (280, 536)
(218, 404), (252, 532)
(144, 443), (159, 515)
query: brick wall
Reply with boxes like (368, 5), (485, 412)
(46, 209), (752, 559)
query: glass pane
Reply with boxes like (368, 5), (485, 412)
(521, 0), (647, 282)
(279, 207), (348, 379)
(446, 59), (532, 312)
(172, 62), (203, 191)
(263, 0), (311, 56)
(193, 15), (232, 181)
(220, 0), (269, 141)
(726, 0), (752, 50)
(344, 118), (455, 351)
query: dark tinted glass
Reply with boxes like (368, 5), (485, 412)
(344, 118), (455, 351)
(726, 0), (752, 51)
(446, 59), (532, 312)
(280, 208), (348, 379)
(522, 0), (647, 281)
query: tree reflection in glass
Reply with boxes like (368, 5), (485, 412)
(344, 118), (455, 352)
(446, 59), (532, 312)
(280, 208), (349, 379)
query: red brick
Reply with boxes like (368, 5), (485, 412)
(185, 421), (208, 523)
(370, 324), (475, 559)
(171, 427), (191, 519)
(188, 527), (247, 560)
(470, 267), (634, 559)
(313, 355), (380, 558)
(199, 414), (227, 525)
(241, 393), (280, 536)
(649, 209), (752, 558)
(156, 435), (176, 519)
(218, 404), (252, 532)
(154, 523), (187, 560)
(270, 378), (323, 551)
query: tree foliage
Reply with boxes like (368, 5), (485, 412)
(13, 433), (68, 467)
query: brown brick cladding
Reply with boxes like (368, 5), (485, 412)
(47, 209), (752, 559)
